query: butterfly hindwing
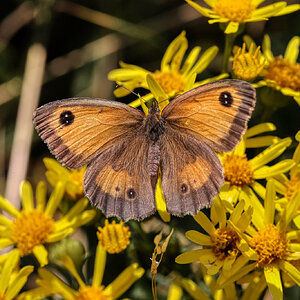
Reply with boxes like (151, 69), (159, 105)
(84, 134), (156, 221)
(33, 98), (144, 168)
(160, 128), (224, 216)
(161, 80), (256, 153)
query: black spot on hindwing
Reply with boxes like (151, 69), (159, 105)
(127, 188), (136, 199)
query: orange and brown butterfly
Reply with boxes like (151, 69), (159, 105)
(33, 79), (256, 221)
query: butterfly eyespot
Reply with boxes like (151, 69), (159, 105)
(181, 183), (188, 194)
(219, 91), (233, 107)
(115, 186), (120, 192)
(127, 188), (136, 199)
(60, 110), (75, 126)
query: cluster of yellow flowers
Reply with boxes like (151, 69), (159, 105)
(0, 1), (299, 299)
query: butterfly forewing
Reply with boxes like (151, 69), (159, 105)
(33, 98), (144, 169)
(161, 80), (256, 153)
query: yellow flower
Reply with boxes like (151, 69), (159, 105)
(175, 197), (253, 277)
(273, 131), (300, 225)
(30, 242), (144, 300)
(0, 181), (96, 266)
(97, 219), (131, 254)
(232, 42), (265, 81)
(256, 35), (300, 105)
(44, 157), (86, 200)
(219, 135), (294, 207)
(186, 0), (300, 34)
(108, 31), (227, 107)
(218, 179), (300, 300)
(0, 249), (33, 300)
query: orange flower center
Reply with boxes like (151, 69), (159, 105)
(264, 57), (300, 92)
(12, 210), (54, 256)
(285, 173), (300, 201)
(223, 154), (254, 186)
(250, 224), (288, 267)
(211, 227), (240, 260)
(214, 0), (256, 23)
(75, 286), (110, 300)
(152, 70), (185, 95)
(97, 220), (131, 254)
(0, 293), (5, 300)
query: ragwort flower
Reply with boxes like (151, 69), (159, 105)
(185, 0), (300, 34)
(0, 181), (96, 266)
(219, 136), (294, 207)
(30, 242), (144, 300)
(256, 35), (300, 105)
(232, 42), (265, 81)
(175, 197), (253, 277)
(108, 31), (227, 107)
(218, 179), (300, 300)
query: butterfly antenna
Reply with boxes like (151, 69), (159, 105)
(115, 84), (146, 103)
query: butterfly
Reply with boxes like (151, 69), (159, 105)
(33, 79), (256, 221)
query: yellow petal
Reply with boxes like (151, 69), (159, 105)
(20, 181), (34, 211)
(195, 73), (229, 87)
(245, 136), (280, 148)
(207, 259), (223, 275)
(167, 281), (183, 300)
(274, 4), (300, 17)
(47, 228), (73, 243)
(284, 36), (300, 63)
(0, 196), (20, 218)
(146, 74), (168, 110)
(36, 181), (47, 211)
(193, 211), (215, 235)
(264, 265), (282, 300)
(278, 260), (300, 286)
(262, 34), (274, 62)
(128, 93), (153, 108)
(254, 160), (295, 179)
(189, 46), (218, 75)
(92, 243), (106, 287)
(210, 196), (226, 228)
(182, 46), (201, 76)
(181, 278), (211, 300)
(155, 175), (170, 222)
(44, 182), (64, 217)
(264, 179), (275, 225)
(5, 265), (34, 299)
(185, 230), (211, 245)
(251, 2), (286, 18)
(104, 263), (144, 299)
(185, 0), (215, 18)
(61, 255), (85, 287)
(249, 138), (292, 170)
(244, 121), (277, 138)
(224, 22), (239, 34)
(33, 244), (48, 267)
(175, 249), (215, 264)
(161, 31), (187, 71)
(0, 249), (19, 293)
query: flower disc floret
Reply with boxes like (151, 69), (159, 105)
(223, 154), (254, 186)
(75, 286), (109, 300)
(97, 220), (131, 254)
(264, 57), (300, 92)
(12, 209), (54, 256)
(250, 224), (288, 267)
(152, 70), (185, 95)
(214, 0), (255, 23)
(211, 227), (240, 260)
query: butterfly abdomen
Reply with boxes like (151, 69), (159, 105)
(147, 142), (160, 176)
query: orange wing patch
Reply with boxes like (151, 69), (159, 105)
(162, 80), (256, 153)
(33, 98), (144, 168)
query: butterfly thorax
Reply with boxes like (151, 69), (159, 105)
(145, 106), (166, 142)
